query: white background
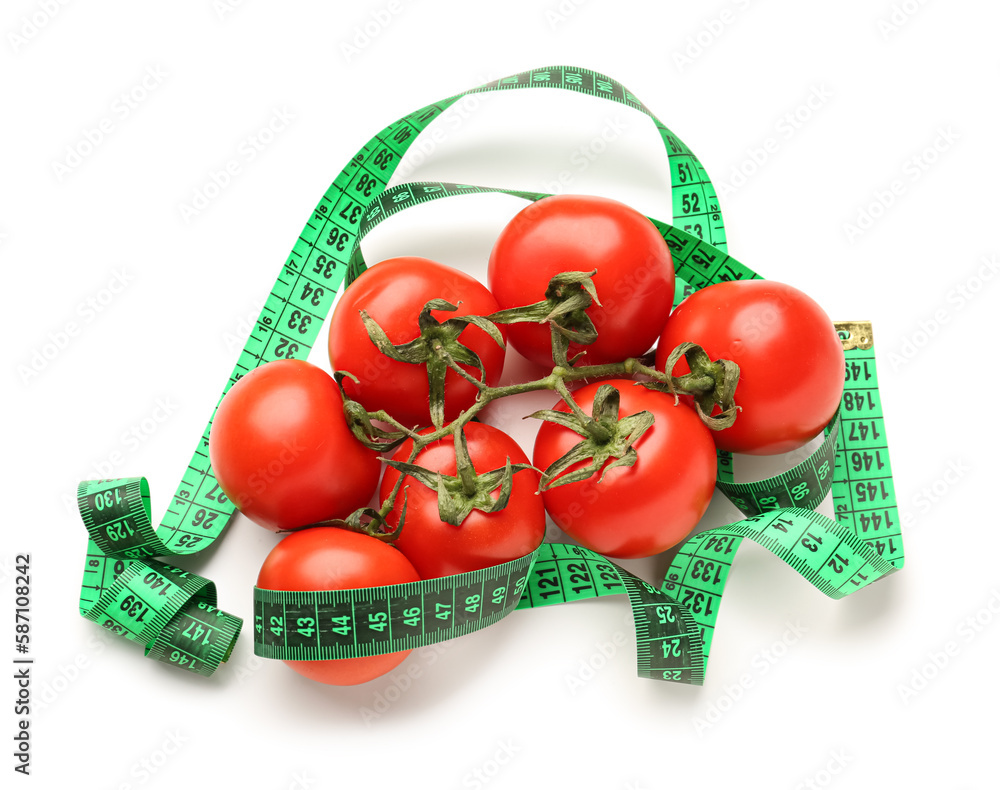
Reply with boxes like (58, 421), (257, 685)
(3, 1), (998, 788)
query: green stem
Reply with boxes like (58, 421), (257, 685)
(554, 378), (612, 443)
(453, 427), (479, 498)
(355, 288), (739, 533)
(442, 351), (490, 392)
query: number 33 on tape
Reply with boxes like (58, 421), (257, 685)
(76, 65), (902, 683)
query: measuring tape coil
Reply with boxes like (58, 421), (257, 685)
(78, 65), (903, 683)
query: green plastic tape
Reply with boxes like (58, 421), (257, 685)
(250, 327), (900, 682)
(78, 479), (241, 676)
(715, 410), (840, 517)
(255, 553), (535, 660)
(78, 64), (903, 683)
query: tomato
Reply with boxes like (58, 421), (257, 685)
(655, 280), (844, 456)
(257, 527), (420, 685)
(209, 359), (381, 532)
(532, 380), (716, 559)
(328, 257), (506, 428)
(487, 194), (674, 367)
(380, 422), (546, 579)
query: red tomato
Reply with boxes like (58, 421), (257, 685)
(328, 257), (506, 428)
(380, 422), (546, 579)
(655, 280), (844, 455)
(257, 527), (420, 685)
(532, 380), (717, 559)
(487, 195), (674, 366)
(209, 359), (381, 532)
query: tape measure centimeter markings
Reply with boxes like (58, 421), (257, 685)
(464, 66), (727, 250)
(515, 329), (901, 677)
(659, 332), (903, 658)
(343, 181), (752, 297)
(75, 64), (721, 676)
(245, 206), (903, 680)
(179, 63), (725, 545)
(77, 65), (904, 681)
(254, 553), (535, 660)
(714, 413), (839, 515)
(152, 64), (722, 549)
(834, 329), (903, 569)
(511, 544), (707, 683)
(711, 327), (902, 572)
(245, 357), (901, 684)
(77, 480), (244, 676)
(251, 541), (708, 684)
(251, 338), (901, 682)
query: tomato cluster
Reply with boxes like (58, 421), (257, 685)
(208, 193), (844, 685)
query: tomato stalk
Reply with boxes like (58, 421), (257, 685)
(338, 270), (742, 530)
(528, 383), (656, 491)
(302, 490), (409, 543)
(381, 426), (537, 527)
(359, 298), (504, 430)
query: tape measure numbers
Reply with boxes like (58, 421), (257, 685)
(255, 553), (534, 660)
(249, 332), (899, 683)
(76, 64), (735, 676)
(78, 479), (241, 676)
(834, 325), (902, 567)
(78, 65), (902, 682)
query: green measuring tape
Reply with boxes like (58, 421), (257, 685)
(77, 478), (241, 676)
(78, 65), (902, 682)
(250, 327), (898, 682)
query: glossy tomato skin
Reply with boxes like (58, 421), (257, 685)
(328, 257), (506, 428)
(380, 423), (545, 579)
(655, 280), (844, 456)
(487, 195), (674, 367)
(209, 359), (381, 532)
(257, 528), (420, 685)
(533, 380), (717, 559)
